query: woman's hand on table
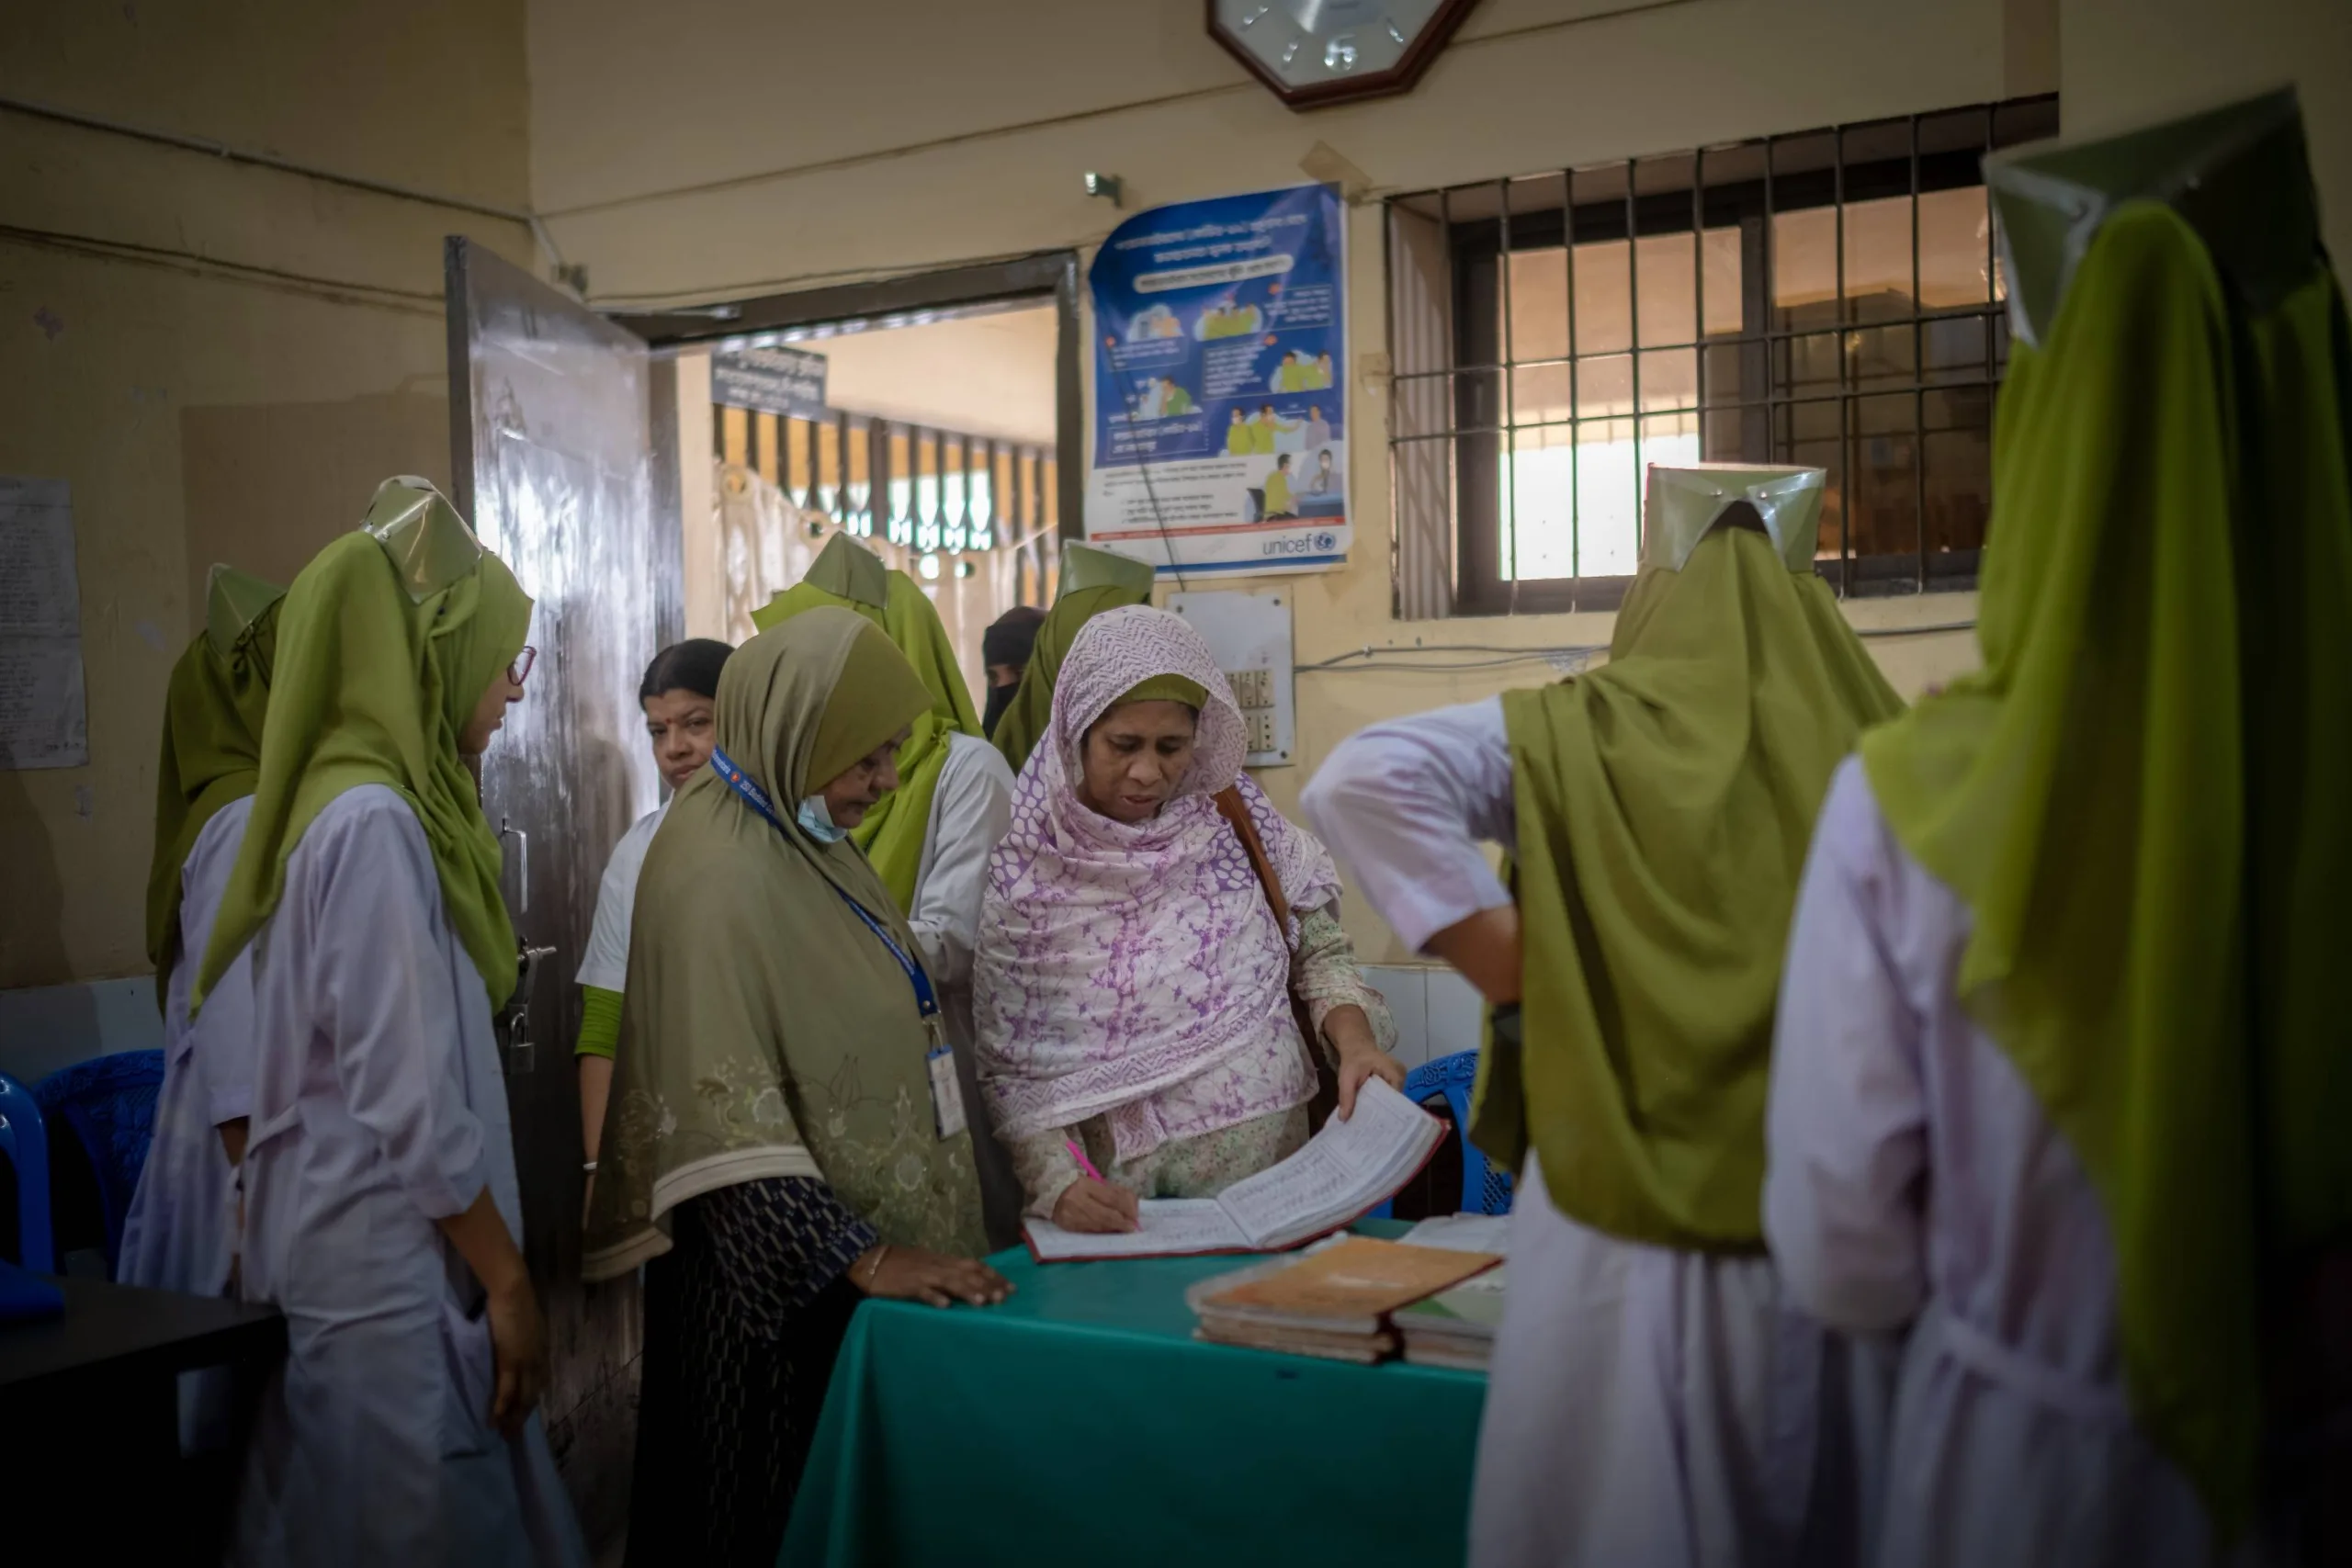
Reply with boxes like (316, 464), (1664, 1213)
(1052, 1177), (1140, 1234)
(854, 1245), (1012, 1308)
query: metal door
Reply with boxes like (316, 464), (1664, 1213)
(447, 236), (681, 1547)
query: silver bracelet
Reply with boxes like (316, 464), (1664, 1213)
(856, 1243), (890, 1292)
(582, 1160), (598, 1173)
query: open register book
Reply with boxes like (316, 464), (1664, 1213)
(1022, 1077), (1445, 1262)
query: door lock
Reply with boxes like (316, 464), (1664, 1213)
(504, 943), (560, 1077)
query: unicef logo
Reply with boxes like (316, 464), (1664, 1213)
(1314, 532), (1338, 552)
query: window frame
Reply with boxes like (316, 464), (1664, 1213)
(1386, 95), (2059, 618)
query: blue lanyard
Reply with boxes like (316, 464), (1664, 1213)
(707, 746), (941, 1033)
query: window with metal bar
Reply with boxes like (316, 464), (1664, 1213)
(717, 405), (1057, 576)
(1387, 96), (2058, 618)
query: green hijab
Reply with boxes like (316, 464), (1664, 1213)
(990, 543), (1157, 774)
(583, 608), (987, 1279)
(1860, 96), (2351, 1532)
(147, 566), (285, 998)
(752, 535), (983, 909)
(1493, 484), (1901, 1251)
(193, 479), (534, 1016)
(991, 585), (1146, 774)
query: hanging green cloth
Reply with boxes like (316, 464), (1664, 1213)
(194, 478), (534, 1016)
(1491, 465), (1902, 1252)
(988, 586), (1144, 775)
(147, 565), (286, 998)
(751, 532), (889, 637)
(583, 607), (987, 1280)
(989, 546), (1157, 775)
(857, 571), (982, 908)
(752, 535), (982, 909)
(1860, 92), (2352, 1534)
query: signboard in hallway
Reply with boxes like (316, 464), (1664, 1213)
(713, 343), (831, 422)
(1086, 185), (1349, 577)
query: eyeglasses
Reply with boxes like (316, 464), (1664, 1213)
(509, 646), (537, 686)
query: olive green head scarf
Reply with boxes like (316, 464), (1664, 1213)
(1861, 94), (2351, 1533)
(751, 531), (890, 636)
(193, 479), (533, 1016)
(147, 566), (285, 996)
(991, 584), (1149, 774)
(1492, 481), (1902, 1252)
(752, 535), (983, 908)
(583, 607), (986, 1280)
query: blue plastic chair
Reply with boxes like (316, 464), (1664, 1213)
(33, 1050), (164, 1277)
(0, 1069), (55, 1272)
(1373, 1049), (1515, 1218)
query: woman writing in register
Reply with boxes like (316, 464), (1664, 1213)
(973, 605), (1404, 1234)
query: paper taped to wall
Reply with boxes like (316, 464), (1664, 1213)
(0, 477), (88, 770)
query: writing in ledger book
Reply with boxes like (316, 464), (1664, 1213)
(1023, 1077), (1444, 1262)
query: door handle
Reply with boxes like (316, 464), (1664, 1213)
(498, 819), (529, 915)
(504, 945), (560, 1077)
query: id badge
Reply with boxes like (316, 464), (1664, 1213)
(926, 1036), (968, 1141)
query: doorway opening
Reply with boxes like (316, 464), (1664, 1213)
(631, 252), (1083, 702)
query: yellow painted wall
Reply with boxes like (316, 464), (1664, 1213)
(20, 0), (2335, 982)
(2062, 0), (2351, 265)
(1, 1), (536, 987)
(531, 0), (2033, 959)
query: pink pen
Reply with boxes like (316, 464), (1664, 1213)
(1064, 1139), (1108, 1183)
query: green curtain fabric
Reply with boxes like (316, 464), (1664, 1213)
(194, 529), (532, 1016)
(582, 609), (985, 1280)
(1861, 201), (2352, 1530)
(147, 581), (283, 994)
(1496, 524), (1902, 1250)
(804, 529), (891, 608)
(989, 584), (1148, 775)
(752, 562), (982, 909)
(780, 1225), (1483, 1568)
(852, 571), (982, 909)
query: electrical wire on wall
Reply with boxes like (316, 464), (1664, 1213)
(1104, 371), (1190, 592)
(1296, 616), (1978, 680)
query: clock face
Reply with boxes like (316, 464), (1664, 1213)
(1208, 0), (1474, 109)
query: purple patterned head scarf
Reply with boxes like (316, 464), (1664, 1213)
(974, 605), (1340, 1165)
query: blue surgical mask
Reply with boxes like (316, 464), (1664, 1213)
(797, 794), (847, 844)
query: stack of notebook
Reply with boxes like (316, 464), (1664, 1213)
(1187, 1235), (1502, 1364)
(1394, 1273), (1507, 1370)
(1389, 1213), (1510, 1371)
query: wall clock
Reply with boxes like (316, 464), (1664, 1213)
(1207, 0), (1480, 110)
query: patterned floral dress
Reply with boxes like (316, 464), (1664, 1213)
(1003, 904), (1395, 1218)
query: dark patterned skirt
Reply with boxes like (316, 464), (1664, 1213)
(624, 1177), (875, 1567)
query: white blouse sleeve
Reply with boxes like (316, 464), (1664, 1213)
(575, 808), (660, 993)
(182, 798), (258, 1125)
(309, 796), (492, 1221)
(1299, 696), (1517, 953)
(1763, 757), (1930, 1335)
(908, 736), (1015, 988)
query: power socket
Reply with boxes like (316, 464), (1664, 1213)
(1245, 710), (1278, 753)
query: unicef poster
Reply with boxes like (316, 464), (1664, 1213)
(1086, 185), (1348, 576)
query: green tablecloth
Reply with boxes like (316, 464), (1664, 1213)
(779, 1224), (1487, 1567)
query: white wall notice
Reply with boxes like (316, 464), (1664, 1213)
(0, 477), (89, 770)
